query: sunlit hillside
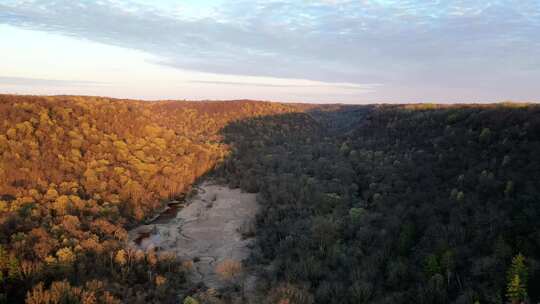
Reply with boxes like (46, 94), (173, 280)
(0, 95), (299, 303)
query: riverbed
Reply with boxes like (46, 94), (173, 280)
(128, 181), (259, 290)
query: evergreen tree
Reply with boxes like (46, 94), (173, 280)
(506, 275), (526, 304)
(506, 254), (528, 304)
(507, 254), (528, 287)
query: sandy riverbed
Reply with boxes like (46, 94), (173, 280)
(128, 182), (258, 290)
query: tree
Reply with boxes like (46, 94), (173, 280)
(479, 128), (492, 143)
(506, 254), (528, 303)
(7, 255), (21, 281)
(424, 254), (441, 278)
(114, 249), (127, 267)
(507, 275), (526, 304)
(56, 247), (76, 265)
(349, 207), (365, 224)
(183, 296), (199, 304)
(507, 254), (528, 286)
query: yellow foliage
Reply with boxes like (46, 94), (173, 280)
(114, 249), (127, 266)
(144, 125), (162, 137)
(113, 167), (126, 175)
(0, 95), (298, 299)
(44, 255), (57, 265)
(71, 138), (83, 149)
(71, 149), (82, 159)
(44, 188), (59, 201)
(113, 140), (128, 151)
(56, 247), (75, 264)
(19, 196), (35, 204)
(6, 128), (17, 140)
(0, 200), (7, 212)
(53, 195), (70, 215)
(155, 275), (167, 286)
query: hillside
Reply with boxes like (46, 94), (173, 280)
(1, 95), (539, 304)
(216, 104), (540, 304)
(0, 95), (299, 303)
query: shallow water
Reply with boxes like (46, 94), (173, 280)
(149, 202), (184, 224)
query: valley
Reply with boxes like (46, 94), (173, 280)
(0, 95), (539, 304)
(2, 1), (538, 303)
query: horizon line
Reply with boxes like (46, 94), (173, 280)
(1, 93), (539, 106)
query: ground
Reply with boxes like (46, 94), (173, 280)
(128, 181), (259, 292)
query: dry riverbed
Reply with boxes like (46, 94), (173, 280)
(128, 182), (259, 291)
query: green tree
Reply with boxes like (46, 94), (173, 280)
(507, 275), (526, 304)
(7, 256), (21, 281)
(507, 254), (527, 285)
(440, 250), (455, 285)
(349, 207), (365, 224)
(479, 128), (491, 143)
(183, 296), (199, 304)
(506, 254), (528, 303)
(424, 254), (441, 277)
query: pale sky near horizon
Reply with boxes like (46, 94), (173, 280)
(1, 0), (539, 104)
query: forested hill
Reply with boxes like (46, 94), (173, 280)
(216, 103), (540, 304)
(1, 95), (539, 304)
(0, 94), (299, 303)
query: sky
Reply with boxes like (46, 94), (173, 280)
(0, 0), (539, 103)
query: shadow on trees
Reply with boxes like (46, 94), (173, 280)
(204, 104), (540, 304)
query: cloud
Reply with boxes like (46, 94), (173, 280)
(1, 0), (539, 100)
(188, 80), (380, 90)
(0, 76), (108, 87)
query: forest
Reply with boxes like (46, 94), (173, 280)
(0, 95), (296, 303)
(1, 95), (539, 304)
(216, 104), (540, 304)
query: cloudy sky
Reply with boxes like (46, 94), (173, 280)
(1, 0), (539, 103)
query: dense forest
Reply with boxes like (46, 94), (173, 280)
(1, 95), (539, 304)
(0, 95), (296, 303)
(216, 104), (540, 304)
